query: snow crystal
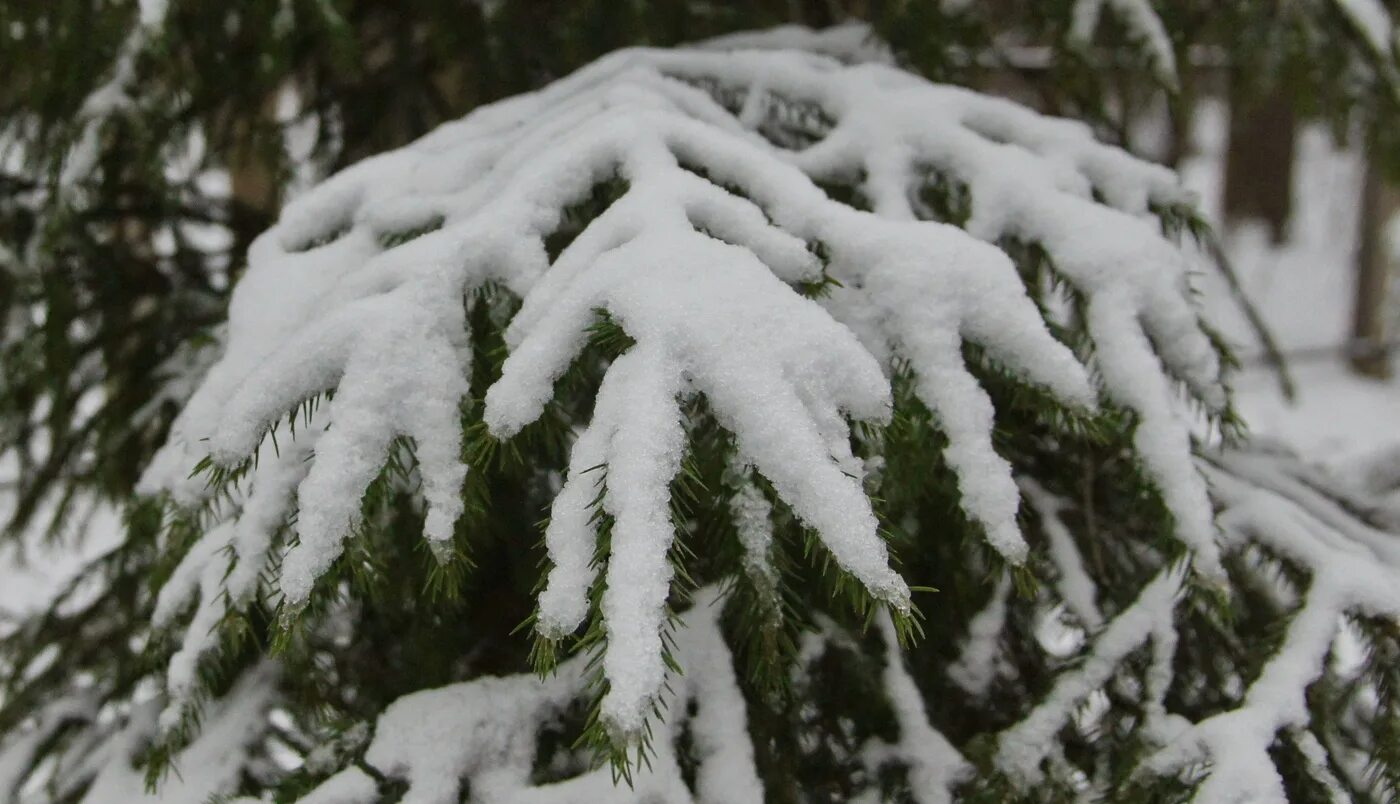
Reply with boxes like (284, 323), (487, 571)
(729, 471), (779, 594)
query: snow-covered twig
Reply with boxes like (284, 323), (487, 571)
(1133, 459), (1400, 800)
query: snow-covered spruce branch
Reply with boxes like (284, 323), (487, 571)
(10, 441), (1400, 800)
(282, 588), (763, 804)
(59, 0), (171, 191)
(1067, 0), (1398, 98)
(246, 443), (1400, 803)
(279, 597), (971, 804)
(0, 664), (277, 804)
(1069, 0), (1180, 89)
(1131, 455), (1400, 801)
(982, 450), (1400, 800)
(136, 37), (1232, 755)
(1333, 0), (1397, 69)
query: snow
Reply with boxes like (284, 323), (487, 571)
(996, 424), (1400, 797)
(125, 31), (1240, 756)
(1070, 0), (1179, 88)
(1020, 478), (1102, 630)
(60, 0), (169, 189)
(497, 230), (906, 733)
(0, 488), (122, 618)
(946, 573), (1011, 697)
(312, 588), (983, 802)
(995, 565), (1185, 784)
(151, 434), (317, 727)
(36, 20), (1400, 799)
(699, 21), (894, 65)
(863, 614), (972, 804)
(311, 587), (762, 804)
(1336, 0), (1395, 57)
(1, 5), (1399, 799)
(1233, 361), (1400, 468)
(137, 0), (168, 28)
(1183, 87), (1400, 521)
(291, 767), (378, 804)
(80, 665), (278, 804)
(729, 472), (778, 596)
(1185, 98), (1368, 359)
(1138, 458), (1400, 799)
(0, 692), (102, 794)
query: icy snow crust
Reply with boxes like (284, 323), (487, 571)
(140, 40), (1230, 743)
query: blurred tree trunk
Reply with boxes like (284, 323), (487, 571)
(1351, 149), (1398, 378)
(225, 91), (283, 290)
(1223, 87), (1296, 243)
(229, 137), (279, 216)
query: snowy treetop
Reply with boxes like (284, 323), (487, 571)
(140, 35), (1230, 744)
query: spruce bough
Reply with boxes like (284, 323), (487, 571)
(2, 26), (1399, 804)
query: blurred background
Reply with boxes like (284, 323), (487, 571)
(1, 0), (1397, 613)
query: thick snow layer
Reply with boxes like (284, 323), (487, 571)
(142, 33), (1226, 747)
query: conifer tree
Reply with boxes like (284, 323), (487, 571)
(3, 4), (1400, 804)
(4, 1), (1396, 545)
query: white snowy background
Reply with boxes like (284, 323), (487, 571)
(1185, 100), (1398, 471)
